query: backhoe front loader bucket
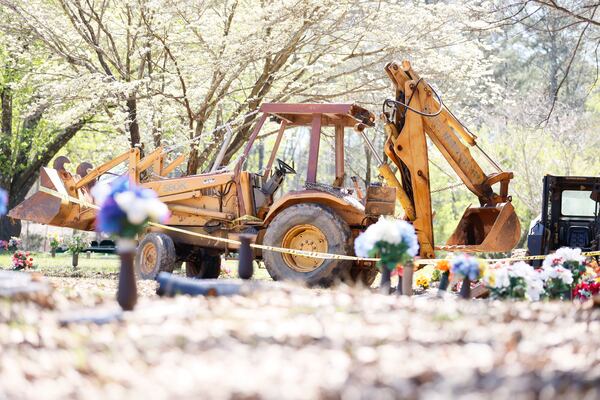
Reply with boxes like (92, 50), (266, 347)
(443, 202), (521, 253)
(8, 166), (96, 231)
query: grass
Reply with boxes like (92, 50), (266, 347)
(0, 251), (120, 277)
(0, 251), (272, 280)
(0, 250), (435, 285)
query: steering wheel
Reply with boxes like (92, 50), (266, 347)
(276, 158), (296, 174)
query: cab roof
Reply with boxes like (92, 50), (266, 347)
(258, 103), (375, 127)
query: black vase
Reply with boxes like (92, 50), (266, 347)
(51, 248), (56, 258)
(396, 275), (403, 296)
(380, 267), (391, 294)
(459, 277), (471, 299)
(72, 253), (79, 268)
(238, 234), (254, 280)
(437, 271), (450, 297)
(117, 240), (138, 311)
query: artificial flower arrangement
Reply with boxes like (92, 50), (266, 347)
(67, 235), (87, 252)
(0, 240), (8, 252)
(67, 235), (88, 268)
(12, 250), (34, 270)
(354, 216), (419, 293)
(571, 257), (600, 301)
(450, 254), (486, 298)
(484, 261), (545, 301)
(7, 237), (21, 251)
(92, 176), (169, 310)
(49, 234), (62, 257)
(543, 247), (586, 286)
(0, 188), (7, 216)
(541, 264), (574, 300)
(92, 177), (170, 238)
(573, 280), (600, 301)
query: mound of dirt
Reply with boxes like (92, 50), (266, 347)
(1, 275), (599, 399)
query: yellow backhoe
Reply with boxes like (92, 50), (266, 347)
(8, 60), (520, 287)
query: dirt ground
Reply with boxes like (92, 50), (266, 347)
(1, 273), (600, 400)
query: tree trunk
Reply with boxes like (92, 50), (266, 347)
(1, 87), (12, 139)
(126, 97), (140, 147)
(186, 118), (207, 176)
(0, 118), (88, 239)
(186, 146), (200, 176)
(1, 87), (13, 189)
(364, 143), (372, 187)
(0, 215), (21, 241)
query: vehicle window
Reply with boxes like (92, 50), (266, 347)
(561, 190), (597, 217)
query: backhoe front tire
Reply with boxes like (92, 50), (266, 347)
(262, 203), (352, 287)
(135, 233), (177, 280)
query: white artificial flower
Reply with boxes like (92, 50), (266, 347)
(114, 191), (136, 212)
(526, 277), (544, 301)
(354, 233), (373, 258)
(146, 199), (169, 222)
(90, 181), (112, 206)
(492, 266), (510, 288)
(508, 261), (532, 279)
(555, 247), (585, 263)
(353, 216), (419, 257)
(542, 253), (563, 268)
(542, 265), (573, 285)
(542, 247), (585, 268)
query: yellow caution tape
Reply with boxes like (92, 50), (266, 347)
(35, 186), (600, 264)
(37, 186), (380, 262)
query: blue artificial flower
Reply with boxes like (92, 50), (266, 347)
(0, 189), (7, 216)
(396, 220), (419, 257)
(451, 254), (481, 281)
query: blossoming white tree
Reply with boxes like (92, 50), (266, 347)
(0, 0), (498, 163)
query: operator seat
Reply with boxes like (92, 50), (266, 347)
(567, 226), (591, 248)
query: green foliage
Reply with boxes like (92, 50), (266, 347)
(545, 278), (572, 300)
(489, 276), (528, 300)
(371, 241), (411, 272)
(49, 234), (61, 250)
(67, 236), (87, 255)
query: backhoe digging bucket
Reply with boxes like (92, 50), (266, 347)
(443, 202), (521, 253)
(8, 166), (96, 231)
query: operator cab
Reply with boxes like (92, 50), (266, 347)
(527, 175), (600, 264)
(234, 103), (391, 220)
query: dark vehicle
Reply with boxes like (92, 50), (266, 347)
(527, 175), (600, 264)
(55, 239), (116, 254)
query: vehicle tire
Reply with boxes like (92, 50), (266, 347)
(135, 233), (177, 280)
(262, 203), (352, 287)
(343, 263), (378, 287)
(186, 251), (222, 279)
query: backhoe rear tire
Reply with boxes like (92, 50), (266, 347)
(135, 233), (177, 280)
(262, 203), (352, 287)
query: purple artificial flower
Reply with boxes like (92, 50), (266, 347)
(451, 254), (481, 281)
(0, 189), (7, 216)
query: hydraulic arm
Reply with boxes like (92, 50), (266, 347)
(375, 60), (521, 258)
